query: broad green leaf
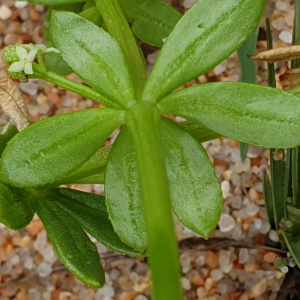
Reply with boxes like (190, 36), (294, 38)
(179, 121), (221, 143)
(50, 188), (143, 256)
(105, 126), (147, 252)
(0, 121), (18, 158)
(36, 197), (104, 288)
(50, 11), (136, 107)
(73, 173), (105, 184)
(79, 6), (103, 27)
(158, 82), (300, 149)
(0, 108), (125, 187)
(21, 0), (85, 4)
(161, 118), (223, 238)
(263, 172), (276, 230)
(119, 0), (181, 47)
(0, 183), (36, 230)
(142, 0), (266, 102)
(61, 146), (111, 184)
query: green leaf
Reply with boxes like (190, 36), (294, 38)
(22, 0), (85, 4)
(0, 121), (18, 158)
(142, 0), (266, 102)
(161, 118), (223, 238)
(61, 146), (111, 184)
(50, 11), (136, 107)
(119, 0), (181, 47)
(0, 183), (36, 230)
(263, 172), (276, 230)
(283, 231), (300, 268)
(238, 26), (259, 162)
(0, 108), (125, 187)
(36, 196), (104, 288)
(45, 52), (73, 76)
(50, 188), (143, 256)
(73, 173), (105, 184)
(105, 126), (147, 252)
(79, 6), (103, 27)
(158, 82), (300, 149)
(179, 121), (221, 143)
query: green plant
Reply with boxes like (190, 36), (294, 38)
(3, 0), (300, 299)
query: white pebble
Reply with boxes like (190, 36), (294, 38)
(276, 0), (288, 11)
(147, 51), (160, 64)
(231, 196), (242, 209)
(95, 285), (115, 300)
(221, 180), (231, 198)
(211, 269), (224, 281)
(218, 214), (235, 232)
(239, 248), (249, 264)
(134, 296), (148, 300)
(15, 1), (28, 8)
(269, 230), (279, 243)
(259, 220), (271, 234)
(37, 262), (52, 278)
(183, 0), (197, 8)
(271, 18), (285, 31)
(214, 61), (227, 75)
(280, 266), (289, 273)
(181, 277), (191, 290)
(0, 6), (12, 20)
(279, 31), (292, 44)
(254, 219), (262, 230)
(180, 253), (191, 273)
(24, 257), (34, 270)
(28, 288), (41, 300)
(20, 81), (39, 96)
(245, 203), (259, 216)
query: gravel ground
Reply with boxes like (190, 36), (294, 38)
(0, 0), (297, 299)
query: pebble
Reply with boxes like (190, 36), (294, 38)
(95, 285), (115, 300)
(239, 248), (249, 264)
(197, 287), (208, 299)
(269, 230), (279, 243)
(211, 269), (224, 281)
(275, 0), (288, 11)
(181, 277), (191, 290)
(204, 277), (214, 290)
(245, 204), (259, 216)
(15, 1), (28, 8)
(219, 250), (232, 273)
(251, 278), (267, 297)
(28, 288), (41, 300)
(271, 17), (285, 30)
(214, 61), (227, 75)
(263, 252), (278, 263)
(259, 220), (271, 234)
(221, 180), (231, 198)
(179, 252), (191, 273)
(37, 262), (52, 278)
(231, 196), (242, 209)
(183, 0), (197, 8)
(205, 251), (219, 268)
(279, 31), (293, 43)
(134, 296), (148, 300)
(20, 81), (39, 96)
(147, 51), (160, 64)
(0, 6), (13, 20)
(218, 214), (235, 232)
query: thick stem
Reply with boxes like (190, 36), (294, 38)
(32, 64), (121, 109)
(126, 102), (182, 300)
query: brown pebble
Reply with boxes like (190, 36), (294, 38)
(196, 287), (208, 299)
(205, 251), (219, 268)
(251, 278), (267, 297)
(263, 251), (278, 263)
(29, 9), (41, 21)
(31, 113), (43, 123)
(230, 292), (243, 300)
(48, 92), (62, 106)
(59, 291), (73, 300)
(19, 236), (32, 247)
(244, 263), (260, 272)
(204, 277), (213, 290)
(119, 291), (139, 300)
(191, 270), (204, 286)
(26, 219), (44, 236)
(133, 282), (149, 293)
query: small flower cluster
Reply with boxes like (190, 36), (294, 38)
(2, 44), (60, 81)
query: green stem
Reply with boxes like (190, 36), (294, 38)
(96, 0), (146, 100)
(126, 102), (182, 300)
(32, 64), (121, 109)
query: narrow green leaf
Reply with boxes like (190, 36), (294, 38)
(158, 82), (300, 149)
(96, 0), (146, 101)
(0, 121), (18, 158)
(50, 11), (136, 107)
(50, 188), (143, 257)
(19, 0), (85, 4)
(105, 126), (147, 252)
(61, 146), (111, 184)
(142, 0), (266, 102)
(161, 118), (223, 238)
(36, 197), (104, 288)
(0, 183), (36, 230)
(179, 121), (221, 143)
(0, 109), (125, 187)
(284, 205), (300, 236)
(263, 172), (276, 230)
(283, 231), (300, 268)
(119, 0), (181, 47)
(73, 173), (105, 184)
(237, 26), (259, 161)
